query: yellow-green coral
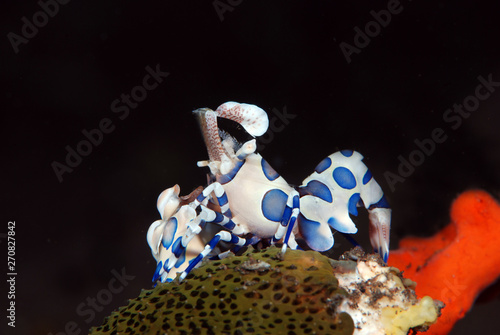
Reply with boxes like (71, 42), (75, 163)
(89, 247), (354, 335)
(381, 296), (439, 335)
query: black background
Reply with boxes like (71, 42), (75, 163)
(2, 0), (500, 334)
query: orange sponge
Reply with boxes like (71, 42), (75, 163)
(388, 190), (500, 334)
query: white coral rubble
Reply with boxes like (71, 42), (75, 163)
(332, 249), (441, 335)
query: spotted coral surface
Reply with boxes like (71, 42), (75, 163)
(89, 246), (354, 335)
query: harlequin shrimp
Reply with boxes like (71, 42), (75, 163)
(147, 102), (391, 283)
